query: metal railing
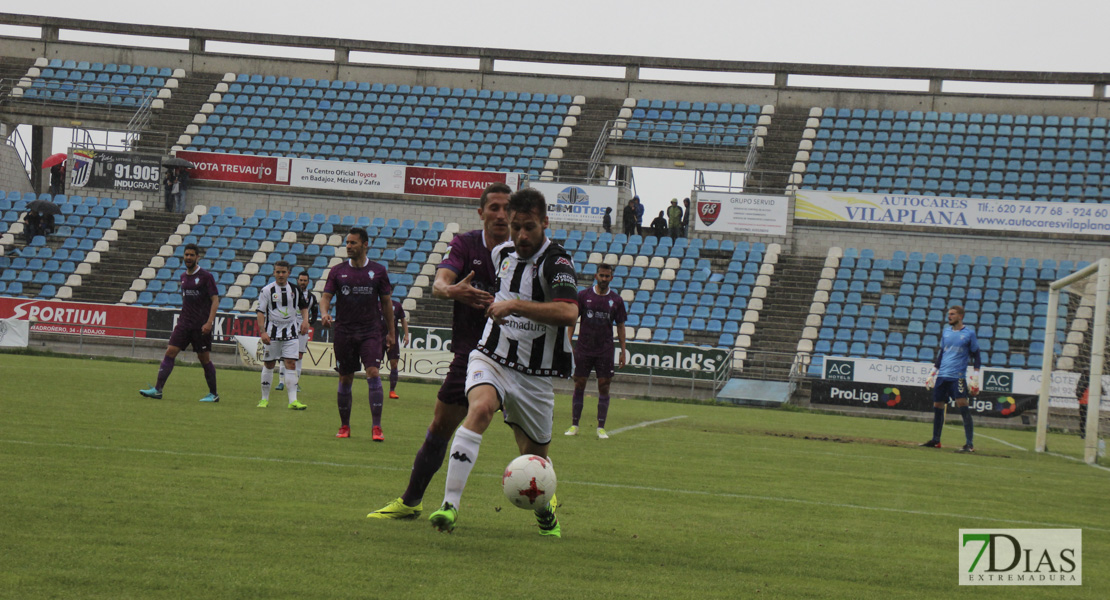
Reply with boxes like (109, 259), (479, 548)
(125, 90), (158, 149)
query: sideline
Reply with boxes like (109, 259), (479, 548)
(609, 415), (688, 435)
(4, 437), (1108, 533)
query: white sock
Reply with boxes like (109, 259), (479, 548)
(443, 426), (483, 508)
(296, 357), (302, 380)
(260, 367), (273, 400)
(285, 369), (299, 404)
(278, 363), (285, 379)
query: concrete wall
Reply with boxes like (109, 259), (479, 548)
(0, 143), (33, 194)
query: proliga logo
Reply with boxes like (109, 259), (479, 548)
(881, 387), (901, 407)
(997, 396), (1017, 415)
(959, 529), (1081, 586)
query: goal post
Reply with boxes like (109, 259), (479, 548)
(1035, 257), (1109, 464)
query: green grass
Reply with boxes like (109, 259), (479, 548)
(1, 353), (1106, 599)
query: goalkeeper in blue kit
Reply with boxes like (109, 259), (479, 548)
(921, 305), (981, 453)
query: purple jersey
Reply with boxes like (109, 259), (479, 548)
(178, 267), (218, 329)
(382, 299), (405, 336)
(575, 286), (626, 358)
(324, 258), (393, 335)
(437, 229), (496, 356)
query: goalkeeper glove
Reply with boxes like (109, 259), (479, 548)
(968, 371), (980, 396)
(925, 367), (938, 390)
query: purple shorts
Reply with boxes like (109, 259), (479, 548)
(333, 329), (383, 375)
(436, 352), (470, 406)
(383, 337), (400, 362)
(168, 323), (212, 353)
(573, 350), (615, 379)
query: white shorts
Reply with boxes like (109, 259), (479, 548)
(298, 332), (309, 354)
(465, 350), (554, 445)
(263, 338), (300, 362)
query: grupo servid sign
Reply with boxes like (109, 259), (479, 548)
(693, 191), (789, 236)
(795, 189), (1110, 236)
(177, 150), (520, 199)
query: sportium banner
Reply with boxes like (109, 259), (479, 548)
(529, 182), (619, 226)
(177, 150), (519, 199)
(795, 189), (1110, 236)
(693, 191), (789, 236)
(0, 297), (149, 338)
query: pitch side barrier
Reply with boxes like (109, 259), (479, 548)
(0, 296), (730, 387)
(810, 355), (1106, 419)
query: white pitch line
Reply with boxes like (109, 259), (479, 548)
(971, 431), (1029, 451)
(3, 437), (1108, 532)
(608, 415), (687, 435)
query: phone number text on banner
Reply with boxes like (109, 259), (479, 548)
(795, 189), (1110, 236)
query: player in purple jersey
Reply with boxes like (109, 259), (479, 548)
(139, 244), (220, 402)
(566, 263), (627, 439)
(321, 227), (395, 441)
(383, 298), (409, 399)
(367, 182), (510, 520)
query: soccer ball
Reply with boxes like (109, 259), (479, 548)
(502, 454), (556, 510)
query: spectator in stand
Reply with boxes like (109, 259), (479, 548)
(23, 211), (41, 243)
(634, 195), (645, 235)
(49, 163), (65, 197)
(602, 207), (612, 234)
(175, 167), (190, 212)
(41, 212), (55, 236)
(681, 197), (691, 237)
(622, 198), (638, 236)
(650, 211), (668, 238)
(667, 198), (684, 239)
(163, 168), (177, 212)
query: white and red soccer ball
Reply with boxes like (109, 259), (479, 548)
(502, 454), (557, 510)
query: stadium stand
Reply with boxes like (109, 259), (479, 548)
(799, 246), (1076, 376)
(611, 98), (771, 149)
(13, 58), (183, 109)
(795, 107), (1110, 201)
(181, 75), (584, 177)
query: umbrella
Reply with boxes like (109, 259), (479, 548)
(41, 153), (67, 169)
(163, 156), (195, 168)
(26, 199), (61, 215)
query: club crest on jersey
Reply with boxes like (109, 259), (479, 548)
(499, 257), (512, 278)
(194, 277), (199, 284)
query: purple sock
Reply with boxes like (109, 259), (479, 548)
(401, 430), (451, 506)
(155, 355), (175, 390)
(597, 395), (610, 428)
(389, 368), (399, 391)
(202, 361), (217, 395)
(368, 377), (383, 427)
(338, 381), (353, 426)
(571, 388), (584, 426)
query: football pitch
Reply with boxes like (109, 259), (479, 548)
(1, 353), (1106, 599)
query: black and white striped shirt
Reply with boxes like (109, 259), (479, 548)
(476, 238), (578, 377)
(298, 287), (320, 328)
(257, 281), (307, 341)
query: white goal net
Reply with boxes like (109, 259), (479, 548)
(1035, 258), (1110, 464)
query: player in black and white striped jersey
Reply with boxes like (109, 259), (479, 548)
(277, 271), (321, 392)
(429, 188), (578, 536)
(255, 260), (310, 410)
